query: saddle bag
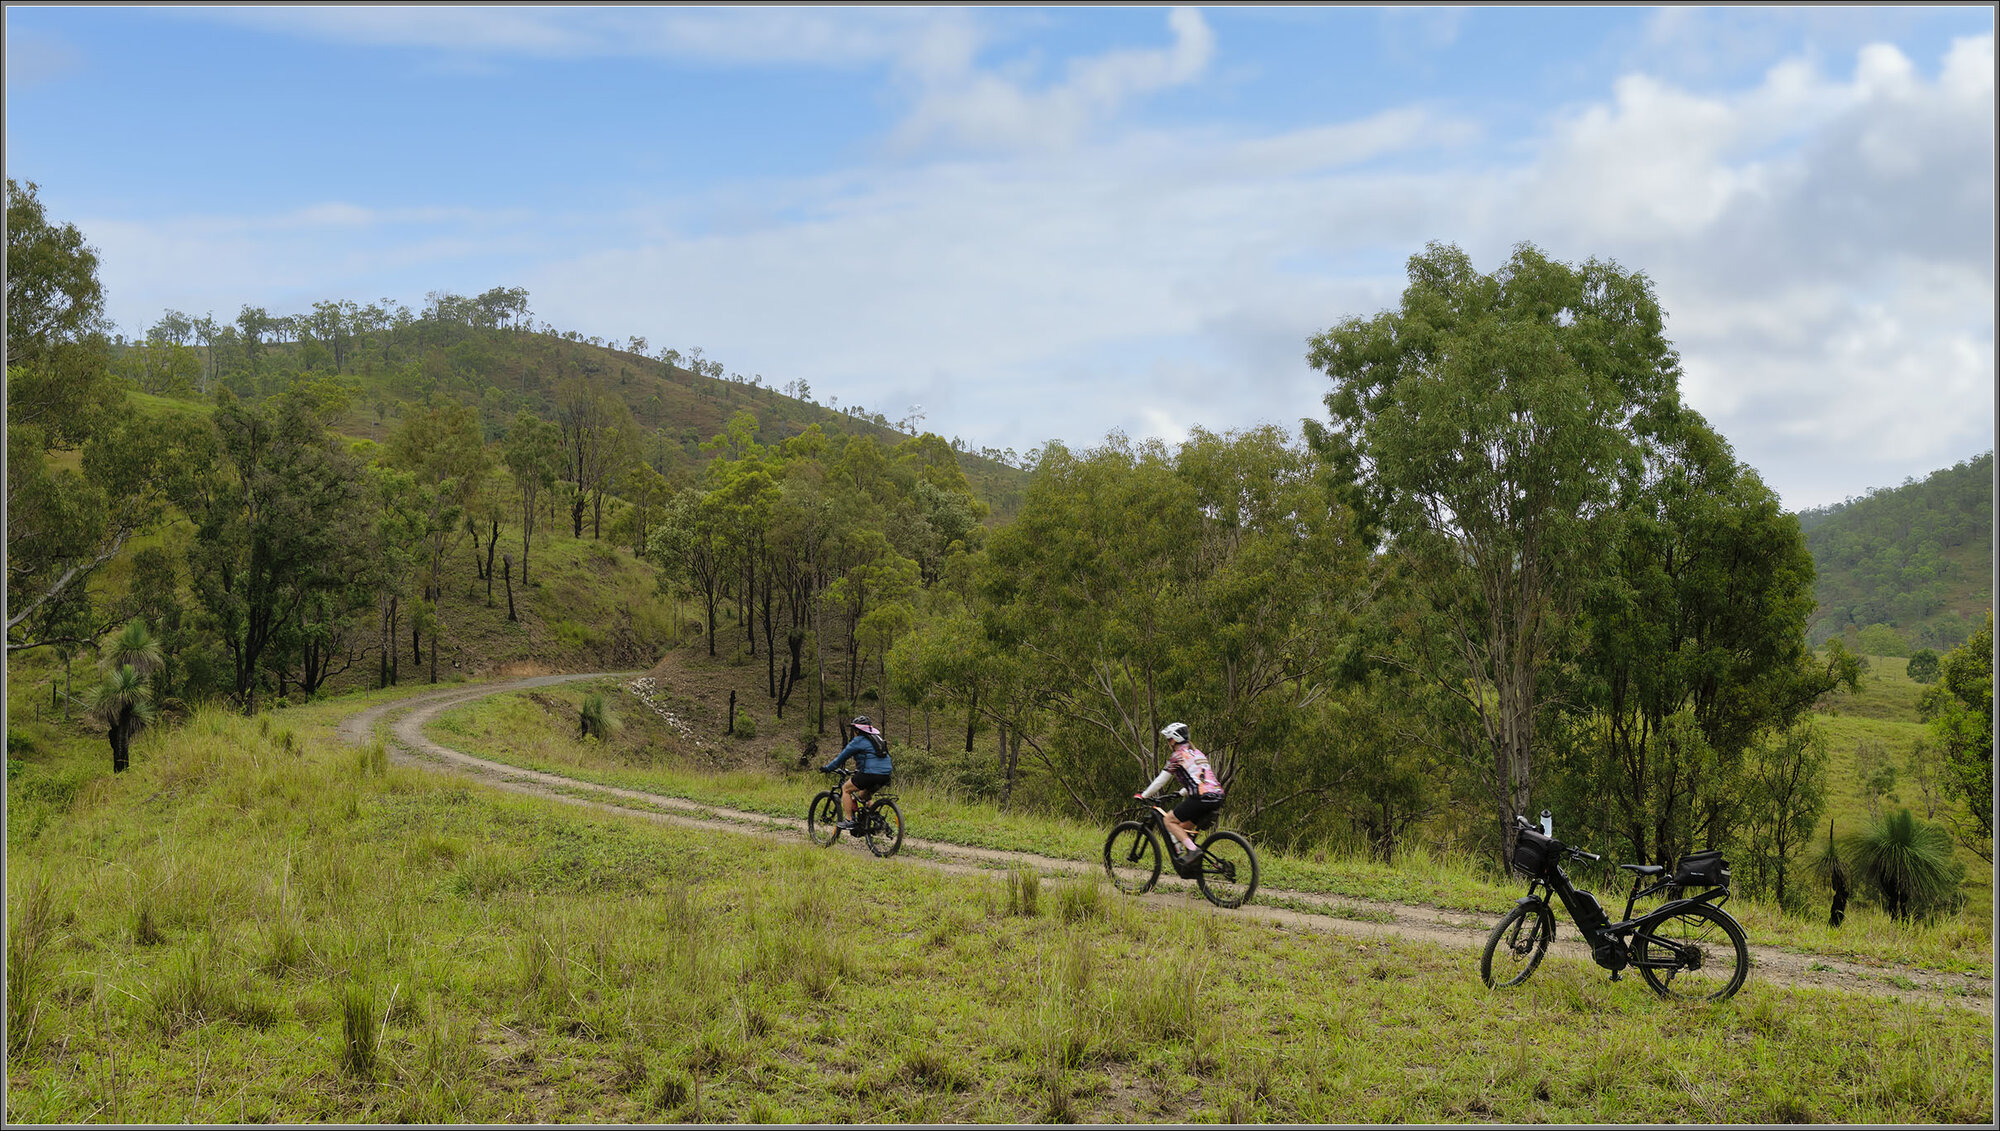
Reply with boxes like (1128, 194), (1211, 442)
(1671, 849), (1730, 889)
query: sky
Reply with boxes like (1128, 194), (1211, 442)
(6, 4), (1994, 511)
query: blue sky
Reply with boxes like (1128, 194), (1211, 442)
(8, 5), (1994, 510)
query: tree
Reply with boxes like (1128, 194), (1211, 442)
(1738, 724), (1829, 911)
(555, 379), (635, 538)
(1307, 241), (1683, 864)
(1557, 415), (1855, 870)
(1920, 611), (1993, 857)
(503, 411), (561, 585)
(388, 397), (487, 683)
(6, 179), (118, 446)
(182, 389), (367, 709)
(1906, 649), (1941, 684)
(8, 398), (212, 655)
(647, 488), (726, 657)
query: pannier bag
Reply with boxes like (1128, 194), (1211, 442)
(1511, 827), (1558, 878)
(1672, 849), (1730, 888)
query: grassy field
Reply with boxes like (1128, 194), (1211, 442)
(7, 704), (1991, 1124)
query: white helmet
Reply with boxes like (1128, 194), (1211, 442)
(1159, 722), (1190, 745)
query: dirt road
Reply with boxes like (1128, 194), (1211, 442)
(338, 675), (1993, 1014)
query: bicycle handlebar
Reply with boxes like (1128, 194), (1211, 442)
(1515, 814), (1601, 863)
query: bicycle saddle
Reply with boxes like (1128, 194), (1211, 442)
(1619, 863), (1666, 876)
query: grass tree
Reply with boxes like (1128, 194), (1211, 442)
(87, 662), (155, 772)
(102, 617), (163, 680)
(579, 693), (616, 740)
(1839, 808), (1964, 922)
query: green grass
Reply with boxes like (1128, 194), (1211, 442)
(7, 707), (1991, 1124)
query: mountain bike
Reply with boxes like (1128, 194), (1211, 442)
(1482, 814), (1749, 1001)
(806, 769), (904, 857)
(1103, 796), (1259, 909)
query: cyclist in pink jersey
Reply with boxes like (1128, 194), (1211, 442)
(1135, 722), (1224, 867)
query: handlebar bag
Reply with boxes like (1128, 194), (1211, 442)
(1511, 827), (1559, 878)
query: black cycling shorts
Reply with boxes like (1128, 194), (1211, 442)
(1173, 795), (1224, 827)
(852, 772), (891, 793)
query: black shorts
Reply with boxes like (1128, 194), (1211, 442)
(1172, 795), (1224, 828)
(852, 772), (891, 793)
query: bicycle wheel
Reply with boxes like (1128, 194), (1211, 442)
(1634, 902), (1749, 1002)
(1194, 831), (1260, 909)
(1103, 821), (1162, 895)
(806, 791), (843, 847)
(1481, 900), (1554, 989)
(864, 799), (904, 858)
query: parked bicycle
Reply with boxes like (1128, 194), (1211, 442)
(1482, 814), (1749, 1001)
(806, 769), (904, 857)
(1103, 794), (1259, 908)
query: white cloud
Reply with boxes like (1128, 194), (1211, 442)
(1497, 34), (1994, 507)
(890, 6), (1214, 151)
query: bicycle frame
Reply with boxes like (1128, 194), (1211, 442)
(1116, 802), (1208, 858)
(1522, 858), (1735, 973)
(829, 767), (893, 806)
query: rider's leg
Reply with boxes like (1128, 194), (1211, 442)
(1162, 814), (1199, 855)
(839, 779), (857, 821)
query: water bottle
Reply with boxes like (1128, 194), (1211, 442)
(1539, 809), (1553, 838)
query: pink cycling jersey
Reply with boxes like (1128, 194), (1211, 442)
(1168, 745), (1224, 799)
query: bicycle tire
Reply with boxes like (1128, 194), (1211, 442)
(1481, 900), (1554, 989)
(864, 799), (904, 858)
(1104, 821), (1162, 895)
(806, 790), (843, 847)
(1194, 830), (1259, 908)
(1634, 901), (1749, 1002)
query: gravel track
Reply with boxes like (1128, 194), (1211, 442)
(337, 675), (1993, 1014)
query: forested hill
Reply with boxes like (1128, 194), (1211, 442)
(1796, 450), (1992, 651)
(113, 294), (1032, 520)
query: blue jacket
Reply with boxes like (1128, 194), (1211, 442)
(822, 731), (892, 776)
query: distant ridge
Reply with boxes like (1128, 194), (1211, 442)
(1795, 450), (1992, 651)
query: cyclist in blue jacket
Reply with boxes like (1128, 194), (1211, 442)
(820, 716), (893, 831)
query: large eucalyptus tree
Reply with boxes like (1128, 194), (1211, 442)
(1308, 241), (1684, 860)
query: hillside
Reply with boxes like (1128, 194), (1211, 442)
(1796, 450), (1993, 650)
(114, 315), (1032, 524)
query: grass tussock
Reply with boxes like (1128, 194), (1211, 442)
(1006, 866), (1042, 917)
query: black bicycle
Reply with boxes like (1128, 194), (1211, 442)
(1482, 815), (1749, 1001)
(1103, 796), (1259, 909)
(806, 769), (904, 857)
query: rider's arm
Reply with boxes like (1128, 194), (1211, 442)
(820, 741), (855, 774)
(1137, 769), (1174, 798)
